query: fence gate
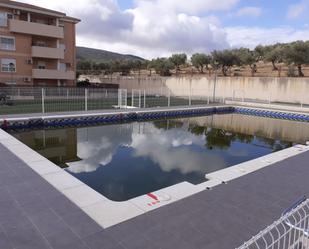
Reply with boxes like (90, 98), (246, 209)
(131, 89), (142, 108)
(118, 89), (127, 108)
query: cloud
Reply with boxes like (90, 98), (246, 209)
(18, 0), (134, 41)
(19, 0), (231, 58)
(17, 0), (309, 58)
(225, 26), (309, 48)
(235, 7), (262, 18)
(287, 1), (307, 19)
(147, 0), (240, 15)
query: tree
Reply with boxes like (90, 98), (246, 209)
(211, 50), (239, 76)
(284, 41), (309, 77)
(191, 53), (212, 73)
(131, 60), (142, 76)
(236, 48), (258, 76)
(77, 60), (92, 72)
(151, 58), (174, 76)
(169, 53), (187, 75)
(264, 44), (284, 71)
(254, 45), (267, 61)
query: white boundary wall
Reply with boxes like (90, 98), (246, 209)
(80, 75), (309, 105)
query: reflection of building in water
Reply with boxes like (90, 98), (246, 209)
(14, 128), (79, 167)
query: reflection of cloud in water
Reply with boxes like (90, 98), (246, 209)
(67, 124), (133, 173)
(67, 122), (226, 174)
(131, 130), (226, 174)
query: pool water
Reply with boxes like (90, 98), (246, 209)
(11, 113), (309, 201)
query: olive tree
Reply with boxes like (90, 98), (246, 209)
(284, 41), (309, 77)
(169, 53), (187, 74)
(191, 53), (212, 73)
(264, 44), (285, 71)
(152, 58), (174, 76)
(235, 48), (258, 76)
(211, 50), (239, 76)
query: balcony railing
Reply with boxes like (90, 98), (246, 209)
(31, 46), (64, 59)
(9, 19), (64, 39)
(32, 69), (75, 80)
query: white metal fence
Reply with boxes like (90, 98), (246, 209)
(226, 90), (309, 109)
(0, 87), (224, 115)
(237, 197), (309, 249)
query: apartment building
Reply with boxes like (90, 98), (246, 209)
(0, 0), (80, 86)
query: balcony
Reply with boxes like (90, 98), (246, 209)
(32, 46), (64, 59)
(32, 69), (75, 80)
(9, 19), (64, 39)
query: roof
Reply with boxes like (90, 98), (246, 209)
(0, 0), (80, 23)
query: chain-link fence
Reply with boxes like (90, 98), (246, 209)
(0, 87), (224, 115)
(237, 197), (309, 249)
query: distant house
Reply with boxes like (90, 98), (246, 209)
(0, 0), (80, 86)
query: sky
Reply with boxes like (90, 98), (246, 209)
(18, 0), (309, 59)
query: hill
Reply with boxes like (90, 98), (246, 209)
(76, 47), (145, 63)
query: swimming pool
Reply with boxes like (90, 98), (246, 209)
(11, 113), (309, 201)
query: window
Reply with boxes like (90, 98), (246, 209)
(59, 63), (66, 71)
(59, 44), (66, 51)
(0, 12), (13, 27)
(34, 41), (47, 47)
(1, 59), (16, 72)
(0, 36), (15, 50)
(37, 61), (46, 69)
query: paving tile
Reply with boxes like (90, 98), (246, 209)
(62, 184), (107, 208)
(0, 186), (14, 203)
(62, 210), (103, 239)
(82, 200), (144, 228)
(84, 230), (125, 249)
(106, 214), (157, 242)
(43, 171), (83, 191)
(46, 225), (90, 249)
(48, 194), (82, 217)
(119, 235), (154, 249)
(0, 170), (22, 187)
(7, 182), (41, 206)
(19, 195), (50, 216)
(0, 227), (13, 249)
(26, 160), (62, 176)
(4, 222), (51, 249)
(28, 209), (68, 237)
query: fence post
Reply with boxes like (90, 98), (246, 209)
(139, 90), (141, 108)
(131, 90), (134, 107)
(125, 89), (128, 108)
(168, 90), (171, 107)
(41, 88), (45, 114)
(85, 88), (88, 111)
(144, 90), (146, 108)
(301, 93), (304, 109)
